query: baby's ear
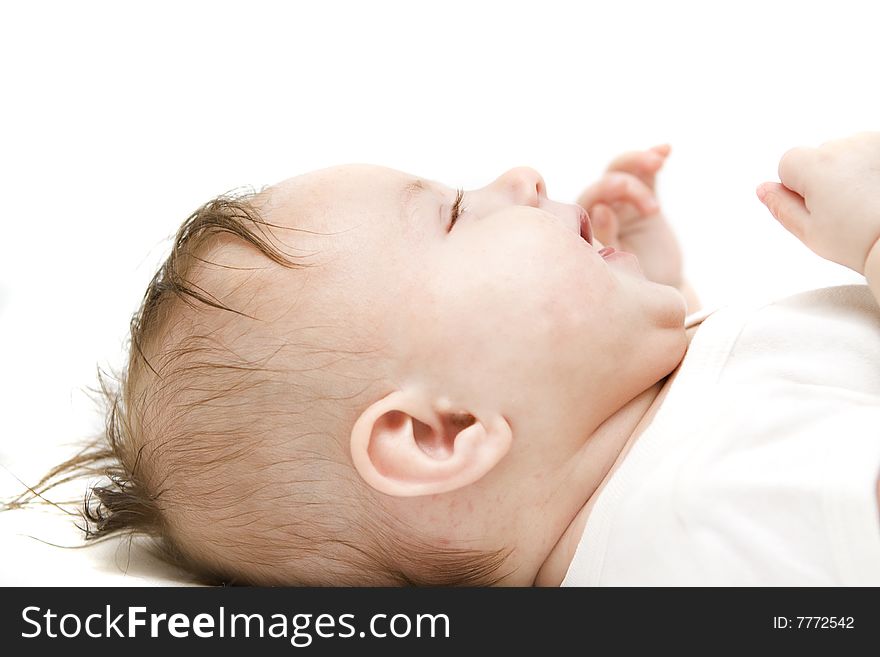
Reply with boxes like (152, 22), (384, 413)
(349, 389), (512, 497)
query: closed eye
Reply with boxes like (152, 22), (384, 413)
(449, 188), (466, 230)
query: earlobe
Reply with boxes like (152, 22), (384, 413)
(349, 389), (512, 497)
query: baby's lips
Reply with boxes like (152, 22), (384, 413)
(542, 197), (592, 244)
(578, 206), (593, 245)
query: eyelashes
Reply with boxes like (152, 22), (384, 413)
(449, 188), (466, 229)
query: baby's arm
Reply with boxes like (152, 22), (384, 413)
(756, 132), (880, 309)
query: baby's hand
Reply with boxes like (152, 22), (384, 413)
(757, 132), (880, 275)
(576, 145), (684, 287)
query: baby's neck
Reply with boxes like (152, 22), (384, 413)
(532, 323), (699, 586)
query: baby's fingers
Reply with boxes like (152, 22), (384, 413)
(590, 203), (620, 248)
(606, 144), (671, 185)
(577, 172), (659, 216)
(756, 182), (810, 241)
(777, 146), (817, 197)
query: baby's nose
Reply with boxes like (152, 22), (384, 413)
(496, 167), (546, 208)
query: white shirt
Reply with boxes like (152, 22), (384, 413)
(562, 284), (880, 585)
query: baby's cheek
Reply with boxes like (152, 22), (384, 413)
(532, 285), (581, 344)
(523, 254), (609, 337)
(497, 254), (598, 342)
(421, 216), (603, 353)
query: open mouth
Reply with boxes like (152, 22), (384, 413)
(577, 207), (593, 245)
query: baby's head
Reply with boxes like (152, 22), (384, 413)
(69, 164), (688, 585)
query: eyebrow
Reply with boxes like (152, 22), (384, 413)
(400, 179), (429, 225)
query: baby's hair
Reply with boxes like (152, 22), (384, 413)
(4, 188), (513, 586)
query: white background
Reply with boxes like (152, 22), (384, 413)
(0, 0), (877, 582)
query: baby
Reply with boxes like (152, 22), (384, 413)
(16, 133), (880, 586)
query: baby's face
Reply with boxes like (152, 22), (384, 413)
(261, 163), (686, 464)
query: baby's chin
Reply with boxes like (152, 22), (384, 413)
(670, 285), (689, 323)
(643, 281), (689, 330)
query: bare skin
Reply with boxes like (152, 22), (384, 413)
(534, 320), (701, 585)
(259, 151), (694, 585)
